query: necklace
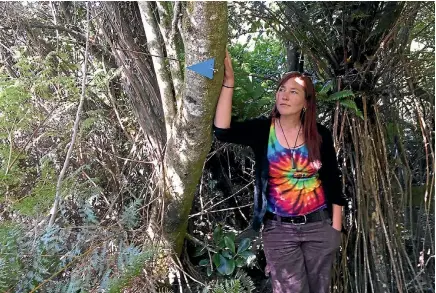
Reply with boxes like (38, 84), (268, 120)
(278, 117), (302, 170)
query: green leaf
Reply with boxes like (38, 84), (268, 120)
(227, 259), (236, 275)
(339, 99), (363, 118)
(227, 232), (236, 243)
(199, 259), (209, 266)
(235, 257), (246, 268)
(239, 251), (256, 266)
(213, 253), (221, 267)
(216, 254), (236, 276)
(237, 238), (251, 254)
(239, 250), (254, 257)
(317, 92), (329, 101)
(327, 90), (355, 101)
(222, 250), (233, 259)
(217, 239), (226, 249)
(314, 82), (323, 93)
(224, 236), (235, 254)
(253, 86), (264, 99)
(213, 225), (223, 244)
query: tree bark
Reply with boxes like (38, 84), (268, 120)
(101, 2), (167, 155)
(156, 1), (185, 112)
(138, 1), (176, 135)
(161, 1), (228, 255)
(285, 40), (300, 72)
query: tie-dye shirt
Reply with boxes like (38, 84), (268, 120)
(267, 118), (326, 216)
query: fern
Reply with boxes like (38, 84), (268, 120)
(0, 223), (22, 290)
(0, 258), (8, 292)
(203, 270), (256, 293)
(326, 89), (355, 101)
(107, 245), (156, 293)
(65, 277), (82, 293)
(204, 270), (255, 293)
(78, 193), (99, 224)
(100, 268), (112, 291)
(235, 270), (255, 293)
(14, 225), (67, 292)
(211, 279), (242, 293)
(339, 99), (363, 118)
(318, 80), (333, 95)
(121, 198), (143, 229)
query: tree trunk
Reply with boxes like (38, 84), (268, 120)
(136, 1), (228, 255)
(100, 2), (167, 155)
(155, 1), (185, 113)
(285, 40), (301, 72)
(162, 1), (228, 255)
(138, 1), (177, 135)
(100, 1), (227, 255)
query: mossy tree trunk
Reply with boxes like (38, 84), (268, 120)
(138, 1), (228, 255)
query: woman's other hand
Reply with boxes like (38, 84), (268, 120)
(223, 49), (234, 87)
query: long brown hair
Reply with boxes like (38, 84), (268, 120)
(270, 72), (322, 161)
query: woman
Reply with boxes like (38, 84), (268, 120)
(213, 49), (347, 293)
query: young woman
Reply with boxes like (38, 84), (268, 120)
(213, 49), (347, 293)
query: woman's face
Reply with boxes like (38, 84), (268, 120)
(275, 77), (307, 116)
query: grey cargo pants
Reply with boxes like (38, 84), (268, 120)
(262, 217), (341, 293)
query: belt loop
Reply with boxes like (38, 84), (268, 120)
(320, 209), (326, 221)
(276, 214), (282, 225)
(322, 209), (330, 223)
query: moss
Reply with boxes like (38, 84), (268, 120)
(166, 158), (208, 255)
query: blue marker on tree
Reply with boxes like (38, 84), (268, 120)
(115, 48), (218, 79)
(186, 58), (215, 79)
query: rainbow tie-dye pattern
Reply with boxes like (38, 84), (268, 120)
(267, 118), (326, 216)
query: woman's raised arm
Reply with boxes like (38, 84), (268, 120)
(214, 49), (234, 129)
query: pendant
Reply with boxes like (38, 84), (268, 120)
(291, 153), (296, 170)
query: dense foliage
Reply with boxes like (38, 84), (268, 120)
(0, 1), (433, 292)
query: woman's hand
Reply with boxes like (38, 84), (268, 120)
(223, 49), (234, 87)
(214, 49), (235, 128)
(332, 222), (342, 232)
(331, 204), (342, 232)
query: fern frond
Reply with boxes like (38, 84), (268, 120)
(235, 270), (255, 293)
(327, 90), (355, 101)
(121, 198), (143, 229)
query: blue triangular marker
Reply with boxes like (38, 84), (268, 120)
(187, 58), (215, 79)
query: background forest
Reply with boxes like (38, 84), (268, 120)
(0, 1), (434, 293)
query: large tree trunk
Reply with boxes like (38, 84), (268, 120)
(96, 1), (227, 255)
(162, 2), (227, 255)
(136, 1), (228, 255)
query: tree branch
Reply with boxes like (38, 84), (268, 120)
(48, 3), (91, 227)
